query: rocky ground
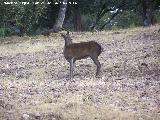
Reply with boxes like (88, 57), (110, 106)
(0, 25), (160, 120)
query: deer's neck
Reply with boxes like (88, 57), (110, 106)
(65, 38), (72, 46)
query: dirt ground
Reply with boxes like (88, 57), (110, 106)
(0, 25), (160, 120)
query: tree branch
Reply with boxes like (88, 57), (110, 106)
(99, 0), (127, 30)
(100, 8), (121, 30)
(91, 0), (126, 31)
(91, 2), (110, 31)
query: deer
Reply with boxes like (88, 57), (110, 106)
(61, 31), (102, 80)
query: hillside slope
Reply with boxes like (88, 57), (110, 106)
(0, 25), (160, 120)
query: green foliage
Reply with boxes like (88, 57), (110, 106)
(0, 27), (6, 37)
(0, 0), (57, 36)
(155, 11), (160, 23)
(115, 11), (141, 28)
(81, 15), (94, 31)
(0, 27), (12, 37)
(129, 23), (137, 28)
(111, 25), (119, 31)
(0, 0), (160, 36)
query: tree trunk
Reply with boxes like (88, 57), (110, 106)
(73, 8), (82, 31)
(90, 0), (101, 31)
(142, 0), (153, 26)
(53, 0), (68, 32)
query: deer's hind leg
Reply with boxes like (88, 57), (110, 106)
(90, 55), (101, 76)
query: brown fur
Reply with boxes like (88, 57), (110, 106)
(61, 31), (102, 80)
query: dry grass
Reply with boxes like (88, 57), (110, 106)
(0, 25), (160, 120)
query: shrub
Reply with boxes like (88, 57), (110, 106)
(0, 27), (12, 37)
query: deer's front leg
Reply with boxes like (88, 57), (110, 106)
(69, 58), (74, 80)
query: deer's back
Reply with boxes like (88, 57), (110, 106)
(64, 41), (102, 61)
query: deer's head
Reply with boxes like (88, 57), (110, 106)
(61, 31), (72, 46)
